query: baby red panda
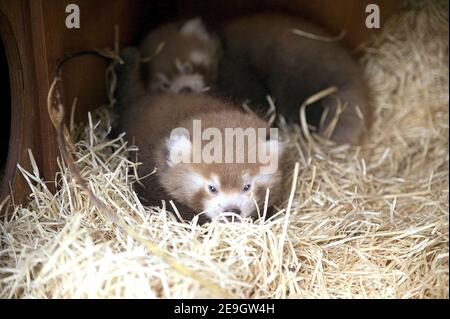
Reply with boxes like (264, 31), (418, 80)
(116, 48), (287, 223)
(139, 17), (222, 94)
(216, 13), (371, 145)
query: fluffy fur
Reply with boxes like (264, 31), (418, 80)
(215, 13), (371, 145)
(139, 18), (222, 94)
(116, 48), (287, 223)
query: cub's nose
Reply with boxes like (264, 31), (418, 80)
(180, 86), (193, 93)
(225, 207), (241, 215)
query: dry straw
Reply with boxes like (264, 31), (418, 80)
(0, 2), (448, 298)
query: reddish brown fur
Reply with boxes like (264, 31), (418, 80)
(139, 19), (221, 92)
(215, 13), (372, 145)
(119, 93), (286, 221)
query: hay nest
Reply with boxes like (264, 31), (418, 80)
(0, 2), (448, 298)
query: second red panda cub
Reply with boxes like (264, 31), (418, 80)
(139, 18), (221, 94)
(117, 48), (287, 223)
(217, 13), (371, 145)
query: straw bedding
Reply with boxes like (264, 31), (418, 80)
(0, 2), (448, 298)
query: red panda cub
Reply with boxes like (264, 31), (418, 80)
(217, 13), (371, 145)
(117, 48), (287, 223)
(139, 18), (222, 94)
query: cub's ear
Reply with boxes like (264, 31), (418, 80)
(166, 131), (192, 167)
(180, 17), (210, 42)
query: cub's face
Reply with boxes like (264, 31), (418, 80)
(148, 18), (221, 94)
(160, 134), (284, 220)
(185, 166), (282, 220)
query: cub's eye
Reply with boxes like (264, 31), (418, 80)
(242, 184), (251, 192)
(208, 185), (218, 194)
(160, 81), (170, 90)
(183, 63), (193, 74)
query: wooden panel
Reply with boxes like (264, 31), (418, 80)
(36, 0), (143, 124)
(0, 32), (10, 190)
(0, 0), (176, 206)
(0, 1), (43, 206)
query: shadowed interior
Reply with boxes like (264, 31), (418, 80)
(0, 38), (10, 185)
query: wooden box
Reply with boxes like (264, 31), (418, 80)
(0, 0), (402, 205)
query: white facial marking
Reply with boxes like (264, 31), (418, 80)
(170, 74), (209, 93)
(151, 73), (171, 93)
(203, 191), (257, 219)
(211, 175), (220, 187)
(190, 50), (211, 67)
(156, 72), (169, 82)
(188, 172), (208, 188)
(175, 58), (194, 74)
(180, 18), (210, 42)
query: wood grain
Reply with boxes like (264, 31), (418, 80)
(0, 1), (43, 207)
